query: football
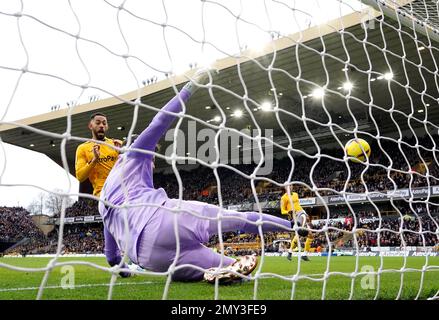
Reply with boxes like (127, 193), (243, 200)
(345, 138), (371, 162)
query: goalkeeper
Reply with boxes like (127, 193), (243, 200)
(99, 70), (293, 283)
(280, 187), (313, 261)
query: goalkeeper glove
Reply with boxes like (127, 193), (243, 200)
(118, 267), (132, 278)
(183, 69), (211, 95)
(108, 258), (132, 278)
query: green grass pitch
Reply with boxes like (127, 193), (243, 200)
(0, 256), (437, 300)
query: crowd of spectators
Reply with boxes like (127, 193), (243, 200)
(151, 135), (439, 205)
(0, 207), (46, 242)
(59, 225), (104, 254)
(63, 200), (99, 218)
(51, 199), (98, 218)
(0, 216), (104, 255)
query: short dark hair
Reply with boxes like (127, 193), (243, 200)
(90, 112), (107, 121)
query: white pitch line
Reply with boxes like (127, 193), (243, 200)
(0, 281), (154, 293)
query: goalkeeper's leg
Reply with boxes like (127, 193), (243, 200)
(136, 199), (289, 282)
(202, 204), (292, 236)
(152, 199), (292, 239)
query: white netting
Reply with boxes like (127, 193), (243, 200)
(0, 0), (438, 300)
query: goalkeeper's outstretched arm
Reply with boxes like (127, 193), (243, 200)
(103, 225), (131, 278)
(103, 225), (121, 266)
(128, 70), (209, 159)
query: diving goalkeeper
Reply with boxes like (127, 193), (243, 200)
(99, 70), (293, 283)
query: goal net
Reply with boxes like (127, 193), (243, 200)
(0, 0), (438, 300)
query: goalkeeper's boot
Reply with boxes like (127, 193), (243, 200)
(287, 252), (292, 261)
(204, 255), (258, 285)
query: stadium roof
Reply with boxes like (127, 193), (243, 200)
(1, 6), (439, 175)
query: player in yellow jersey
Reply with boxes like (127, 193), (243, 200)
(75, 112), (122, 197)
(280, 187), (313, 261)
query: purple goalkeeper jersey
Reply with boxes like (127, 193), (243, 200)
(99, 89), (192, 265)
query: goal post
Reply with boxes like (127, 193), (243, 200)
(362, 0), (439, 43)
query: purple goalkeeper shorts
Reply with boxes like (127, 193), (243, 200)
(136, 198), (236, 281)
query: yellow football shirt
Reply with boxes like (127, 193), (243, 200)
(75, 137), (119, 196)
(280, 192), (303, 215)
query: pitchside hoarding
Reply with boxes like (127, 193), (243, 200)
(265, 251), (439, 257)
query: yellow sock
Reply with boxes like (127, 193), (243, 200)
(290, 235), (298, 250)
(305, 237), (312, 252)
